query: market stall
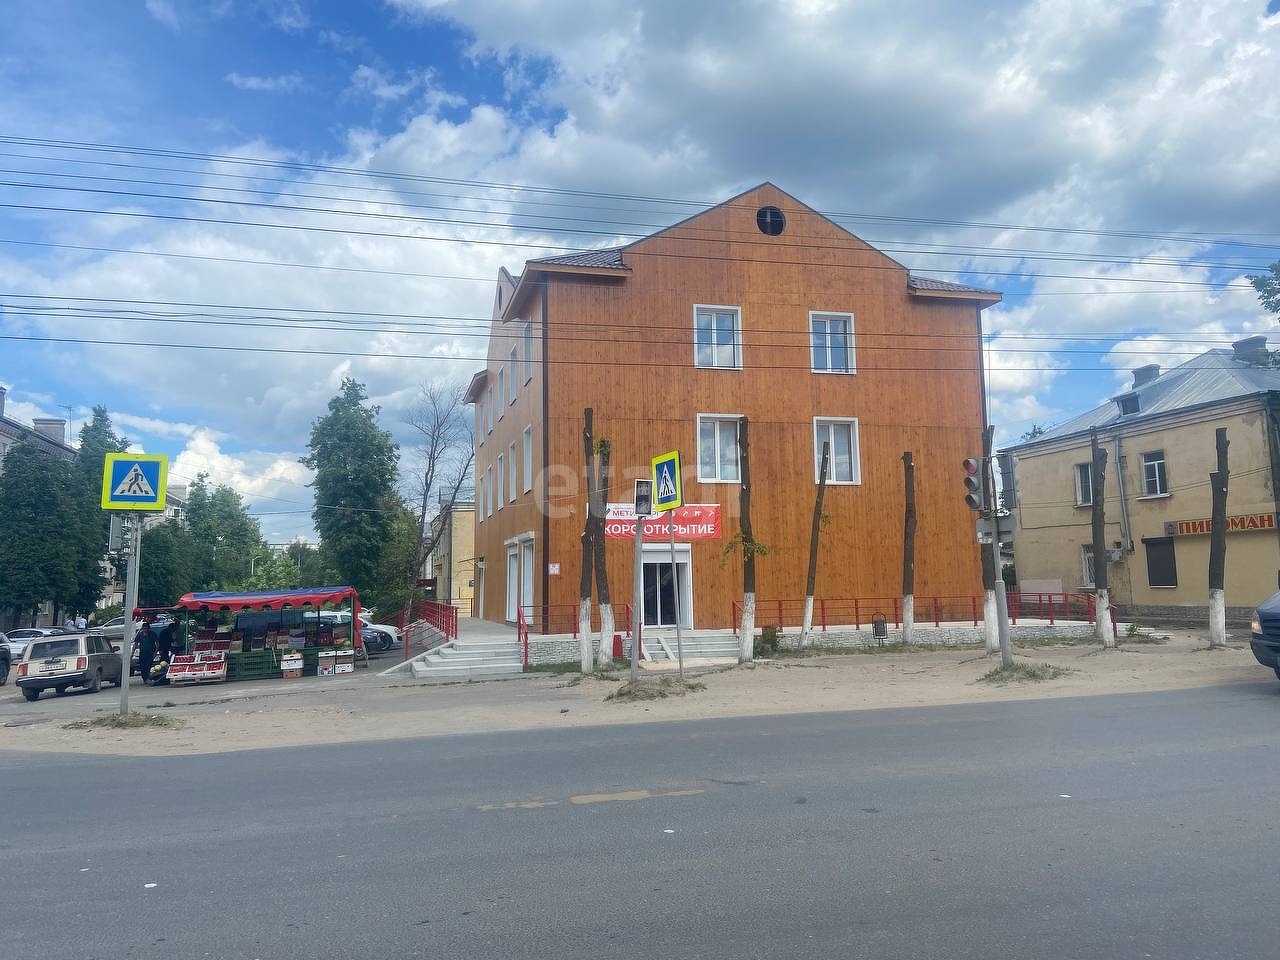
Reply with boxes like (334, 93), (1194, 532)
(160, 586), (364, 683)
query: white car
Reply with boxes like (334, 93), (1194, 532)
(3, 627), (73, 661)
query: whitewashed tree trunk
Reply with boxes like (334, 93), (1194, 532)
(739, 593), (756, 663)
(578, 598), (593, 672)
(902, 594), (915, 646)
(597, 603), (616, 668)
(798, 596), (814, 650)
(1208, 588), (1227, 649)
(984, 590), (999, 654)
(1096, 588), (1114, 649)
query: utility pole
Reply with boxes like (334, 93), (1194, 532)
(902, 451), (916, 646)
(630, 479), (652, 684)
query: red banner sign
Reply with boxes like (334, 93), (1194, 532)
(1164, 513), (1276, 537)
(604, 503), (722, 541)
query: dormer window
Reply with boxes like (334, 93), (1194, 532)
(1117, 394), (1140, 415)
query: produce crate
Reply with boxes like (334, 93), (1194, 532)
(226, 649), (283, 682)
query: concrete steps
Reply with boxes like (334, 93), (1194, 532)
(409, 639), (524, 681)
(640, 632), (739, 661)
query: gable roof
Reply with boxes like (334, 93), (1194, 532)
(1007, 341), (1280, 451)
(501, 183), (1000, 319)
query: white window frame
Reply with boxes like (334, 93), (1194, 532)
(810, 311), (855, 374)
(477, 475), (485, 524)
(508, 347), (518, 403)
(496, 455), (504, 510)
(1141, 450), (1167, 496)
(697, 414), (742, 483)
(508, 441), (518, 501)
(522, 425), (533, 492)
(1074, 462), (1092, 506)
(694, 305), (742, 370)
(476, 399), (484, 446)
(1081, 544), (1096, 588)
(497, 368), (505, 419)
(486, 386), (494, 434)
(813, 417), (861, 484)
(523, 321), (533, 383)
(486, 465), (494, 517)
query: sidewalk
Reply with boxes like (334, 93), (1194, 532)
(0, 626), (1269, 757)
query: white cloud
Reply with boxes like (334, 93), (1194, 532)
(225, 72), (304, 93)
(144, 0), (179, 30)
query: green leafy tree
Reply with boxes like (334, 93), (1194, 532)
(285, 539), (340, 587)
(302, 378), (399, 595)
(367, 498), (419, 615)
(0, 443), (79, 623)
(138, 520), (197, 607)
(1248, 261), (1280, 314)
(69, 407), (129, 614)
(1021, 424), (1047, 442)
(184, 473), (267, 589)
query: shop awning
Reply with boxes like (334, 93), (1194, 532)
(172, 587), (360, 622)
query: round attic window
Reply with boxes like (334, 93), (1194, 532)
(756, 205), (786, 236)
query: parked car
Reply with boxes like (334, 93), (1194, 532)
(0, 640), (9, 687)
(1250, 592), (1280, 679)
(16, 633), (123, 701)
(4, 627), (72, 661)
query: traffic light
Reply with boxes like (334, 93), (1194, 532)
(963, 457), (985, 512)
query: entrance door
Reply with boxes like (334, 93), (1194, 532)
(642, 558), (691, 628)
(520, 540), (535, 624)
(505, 545), (519, 622)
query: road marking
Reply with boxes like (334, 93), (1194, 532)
(479, 799), (559, 811)
(480, 787), (704, 811)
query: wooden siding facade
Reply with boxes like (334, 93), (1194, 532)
(470, 184), (998, 631)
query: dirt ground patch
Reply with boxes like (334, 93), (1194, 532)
(0, 629), (1267, 757)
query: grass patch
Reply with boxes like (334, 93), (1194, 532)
(1013, 636), (1090, 649)
(776, 641), (979, 657)
(528, 661), (582, 674)
(1118, 633), (1168, 645)
(979, 661), (1073, 685)
(62, 712), (183, 731)
(606, 676), (707, 701)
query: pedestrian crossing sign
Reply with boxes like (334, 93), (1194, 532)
(101, 453), (169, 511)
(651, 450), (683, 513)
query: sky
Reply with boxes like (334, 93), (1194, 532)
(1, 0), (1278, 544)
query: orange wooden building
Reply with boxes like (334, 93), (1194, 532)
(465, 183), (1000, 633)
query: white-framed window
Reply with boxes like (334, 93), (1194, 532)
(694, 305), (742, 370)
(810, 312), (855, 373)
(497, 368), (505, 418)
(486, 386), (494, 434)
(813, 418), (860, 484)
(522, 425), (533, 492)
(486, 465), (494, 517)
(1081, 544), (1095, 587)
(508, 441), (517, 501)
(697, 414), (741, 482)
(476, 399), (484, 446)
(1141, 450), (1167, 496)
(523, 321), (533, 382)
(477, 475), (485, 523)
(508, 347), (518, 403)
(1074, 462), (1092, 506)
(496, 455), (505, 510)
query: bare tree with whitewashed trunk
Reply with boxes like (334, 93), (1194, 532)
(734, 417), (769, 662)
(1089, 429), (1114, 649)
(902, 451), (917, 646)
(1208, 427), (1230, 649)
(403, 381), (474, 622)
(798, 442), (830, 651)
(590, 437), (615, 669)
(578, 409), (597, 672)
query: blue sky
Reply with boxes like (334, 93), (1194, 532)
(1, 0), (1278, 544)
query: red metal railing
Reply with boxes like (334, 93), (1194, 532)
(731, 592), (1116, 633)
(534, 603), (633, 638)
(516, 606), (530, 669)
(394, 599), (459, 658)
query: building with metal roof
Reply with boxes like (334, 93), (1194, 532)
(1001, 335), (1280, 624)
